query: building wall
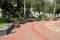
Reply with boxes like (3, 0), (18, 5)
(0, 8), (2, 18)
(30, 7), (60, 18)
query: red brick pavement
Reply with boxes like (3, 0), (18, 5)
(0, 21), (60, 40)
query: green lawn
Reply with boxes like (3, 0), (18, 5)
(0, 23), (9, 29)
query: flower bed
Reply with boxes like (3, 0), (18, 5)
(53, 18), (58, 21)
(26, 18), (34, 22)
(35, 19), (40, 21)
(45, 18), (50, 21)
(19, 20), (26, 24)
(12, 22), (20, 28)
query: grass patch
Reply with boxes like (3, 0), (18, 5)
(0, 23), (9, 29)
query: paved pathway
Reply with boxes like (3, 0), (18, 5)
(0, 21), (60, 40)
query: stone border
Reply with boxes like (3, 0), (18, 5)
(0, 23), (14, 36)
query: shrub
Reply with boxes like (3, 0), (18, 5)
(38, 15), (43, 20)
(42, 15), (48, 19)
(9, 18), (25, 22)
(0, 18), (8, 23)
(56, 17), (60, 19)
(38, 15), (49, 20)
(35, 18), (40, 21)
(26, 18), (34, 22)
(30, 16), (35, 19)
(45, 18), (50, 21)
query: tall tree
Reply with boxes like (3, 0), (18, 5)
(0, 0), (24, 18)
(24, 0), (31, 17)
(32, 0), (45, 14)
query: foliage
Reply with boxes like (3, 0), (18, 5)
(44, 2), (54, 13)
(55, 0), (60, 13)
(0, 23), (9, 29)
(0, 18), (8, 23)
(0, 0), (60, 19)
(32, 0), (45, 13)
(38, 15), (48, 19)
(38, 15), (43, 19)
(9, 18), (25, 22)
(0, 0), (24, 18)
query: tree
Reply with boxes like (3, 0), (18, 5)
(32, 0), (45, 14)
(52, 0), (60, 18)
(23, 0), (31, 18)
(0, 0), (14, 18)
(32, 0), (45, 19)
(56, 0), (60, 13)
(0, 0), (24, 18)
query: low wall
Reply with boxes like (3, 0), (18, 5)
(0, 30), (7, 36)
(0, 24), (14, 36)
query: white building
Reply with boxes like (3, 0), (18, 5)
(30, 7), (60, 18)
(0, 8), (2, 18)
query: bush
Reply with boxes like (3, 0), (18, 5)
(35, 18), (40, 21)
(45, 18), (50, 21)
(0, 18), (8, 23)
(9, 18), (25, 22)
(43, 16), (48, 19)
(30, 16), (35, 19)
(38, 15), (49, 20)
(26, 18), (34, 22)
(38, 15), (43, 20)
(56, 17), (60, 19)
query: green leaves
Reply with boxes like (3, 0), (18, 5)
(32, 0), (45, 12)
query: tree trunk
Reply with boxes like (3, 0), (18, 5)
(53, 0), (56, 18)
(24, 0), (26, 17)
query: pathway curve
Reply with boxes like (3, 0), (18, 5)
(0, 21), (60, 40)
